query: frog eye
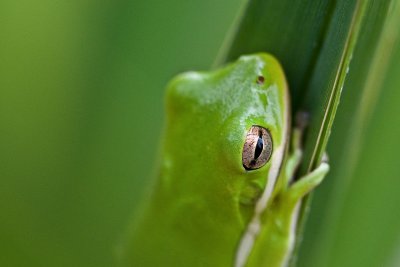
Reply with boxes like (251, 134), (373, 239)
(242, 125), (273, 170)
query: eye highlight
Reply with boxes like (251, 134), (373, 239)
(242, 125), (273, 170)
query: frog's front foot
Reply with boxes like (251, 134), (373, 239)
(285, 161), (330, 204)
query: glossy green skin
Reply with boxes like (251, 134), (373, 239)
(122, 54), (328, 267)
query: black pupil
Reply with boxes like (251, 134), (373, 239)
(254, 136), (263, 159)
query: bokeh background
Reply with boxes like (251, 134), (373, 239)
(0, 0), (241, 266)
(1, 1), (400, 267)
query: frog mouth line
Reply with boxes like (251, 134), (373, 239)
(234, 85), (290, 267)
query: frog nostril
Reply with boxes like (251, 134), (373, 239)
(256, 75), (265, 85)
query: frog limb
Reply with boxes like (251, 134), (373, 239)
(284, 162), (329, 205)
(243, 128), (329, 267)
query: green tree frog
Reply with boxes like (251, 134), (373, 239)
(121, 53), (329, 267)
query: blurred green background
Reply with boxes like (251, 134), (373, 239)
(0, 1), (241, 266)
(2, 0), (400, 267)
